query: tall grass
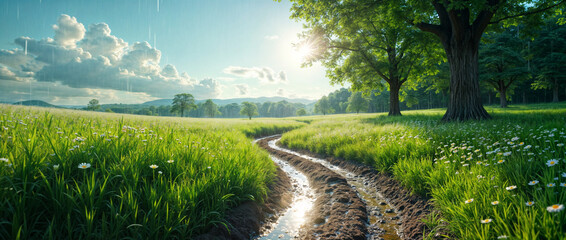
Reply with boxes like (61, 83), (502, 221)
(281, 103), (566, 239)
(0, 105), (304, 239)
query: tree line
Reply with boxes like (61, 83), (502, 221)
(86, 94), (310, 119)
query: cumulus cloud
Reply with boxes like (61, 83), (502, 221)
(235, 84), (248, 95)
(223, 66), (286, 83)
(0, 66), (18, 81)
(80, 23), (127, 62)
(0, 14), (223, 102)
(264, 35), (279, 40)
(53, 15), (85, 48)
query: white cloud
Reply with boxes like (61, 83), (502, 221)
(80, 23), (127, 62)
(264, 35), (279, 40)
(0, 14), (224, 103)
(223, 66), (286, 83)
(235, 84), (248, 95)
(53, 15), (85, 48)
(0, 65), (18, 81)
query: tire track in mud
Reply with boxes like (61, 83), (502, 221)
(269, 137), (434, 240)
(258, 137), (368, 240)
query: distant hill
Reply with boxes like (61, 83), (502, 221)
(143, 97), (316, 106)
(12, 100), (63, 108)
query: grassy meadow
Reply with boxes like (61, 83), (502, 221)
(281, 103), (566, 239)
(0, 104), (304, 239)
(1, 103), (565, 240)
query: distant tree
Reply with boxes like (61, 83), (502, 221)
(104, 108), (113, 113)
(171, 93), (197, 117)
(346, 92), (368, 114)
(328, 88), (351, 114)
(220, 103), (241, 118)
(87, 99), (100, 111)
(314, 96), (334, 115)
(296, 108), (307, 116)
(531, 19), (566, 102)
(479, 28), (529, 108)
(240, 102), (259, 120)
(203, 99), (220, 117)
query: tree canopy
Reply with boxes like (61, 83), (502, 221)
(171, 93), (197, 117)
(240, 102), (259, 120)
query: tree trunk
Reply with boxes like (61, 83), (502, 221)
(499, 90), (508, 108)
(442, 33), (491, 121)
(389, 82), (402, 116)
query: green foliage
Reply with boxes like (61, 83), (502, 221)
(280, 103), (566, 239)
(0, 104), (304, 239)
(314, 96), (334, 115)
(171, 93), (197, 117)
(479, 27), (530, 107)
(87, 99), (100, 111)
(531, 18), (566, 102)
(203, 99), (221, 118)
(346, 92), (368, 114)
(296, 108), (307, 116)
(240, 102), (259, 120)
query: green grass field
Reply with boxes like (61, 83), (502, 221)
(281, 102), (566, 239)
(2, 103), (565, 240)
(0, 104), (304, 239)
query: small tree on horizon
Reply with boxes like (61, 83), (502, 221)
(314, 96), (334, 115)
(203, 99), (220, 117)
(296, 108), (307, 116)
(240, 102), (259, 120)
(87, 99), (100, 111)
(171, 93), (197, 117)
(346, 92), (368, 114)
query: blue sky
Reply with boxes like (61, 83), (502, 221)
(0, 0), (343, 105)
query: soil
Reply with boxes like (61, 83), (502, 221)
(194, 166), (293, 240)
(196, 135), (436, 240)
(273, 139), (434, 240)
(258, 136), (368, 240)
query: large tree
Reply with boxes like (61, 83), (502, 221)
(171, 93), (197, 117)
(290, 3), (440, 116)
(287, 0), (565, 121)
(479, 27), (529, 108)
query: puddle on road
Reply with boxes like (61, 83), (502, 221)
(253, 140), (315, 239)
(269, 139), (401, 240)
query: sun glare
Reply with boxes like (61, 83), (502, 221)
(293, 43), (314, 62)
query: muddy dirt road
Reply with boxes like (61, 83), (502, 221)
(256, 136), (432, 240)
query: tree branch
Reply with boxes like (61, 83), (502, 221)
(489, 0), (566, 24)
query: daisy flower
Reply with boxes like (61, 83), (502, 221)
(505, 185), (517, 191)
(546, 159), (559, 167)
(167, 160), (174, 163)
(465, 198), (474, 204)
(480, 219), (492, 224)
(547, 183), (555, 188)
(491, 201), (499, 205)
(150, 164), (158, 169)
(546, 204), (564, 213)
(78, 163), (91, 169)
(528, 180), (539, 185)
(525, 201), (535, 206)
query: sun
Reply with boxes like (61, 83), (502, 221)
(293, 43), (315, 62)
